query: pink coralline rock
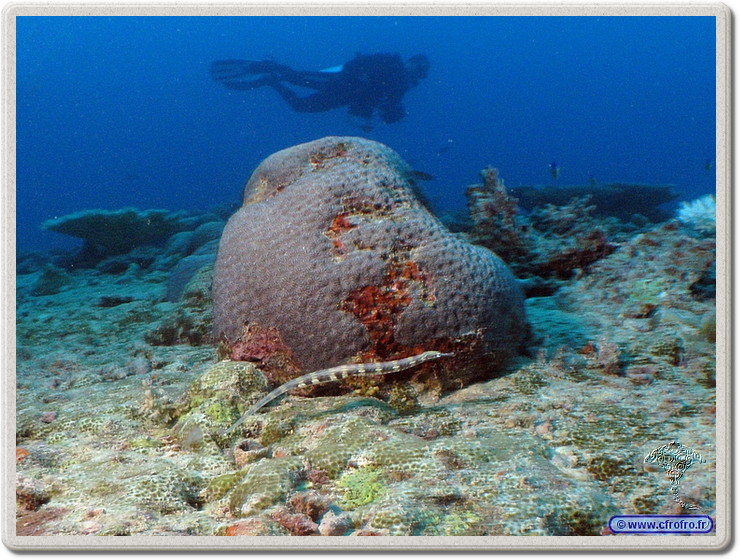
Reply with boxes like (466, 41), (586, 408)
(212, 137), (527, 392)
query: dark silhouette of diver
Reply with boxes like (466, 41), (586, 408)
(211, 53), (430, 130)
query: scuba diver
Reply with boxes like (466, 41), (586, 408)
(211, 52), (430, 130)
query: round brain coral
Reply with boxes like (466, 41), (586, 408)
(212, 137), (527, 392)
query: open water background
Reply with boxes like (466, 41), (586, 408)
(16, 16), (716, 252)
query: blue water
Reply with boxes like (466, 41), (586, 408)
(16, 16), (716, 252)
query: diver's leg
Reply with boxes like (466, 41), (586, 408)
(211, 59), (297, 83)
(247, 65), (332, 90)
(211, 60), (257, 82)
(266, 80), (335, 113)
(245, 60), (293, 75)
(277, 71), (333, 90)
(213, 59), (332, 90)
(218, 75), (276, 91)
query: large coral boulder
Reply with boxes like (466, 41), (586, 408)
(212, 137), (527, 392)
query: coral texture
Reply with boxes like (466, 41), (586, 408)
(212, 137), (527, 391)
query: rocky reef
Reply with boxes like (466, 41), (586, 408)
(509, 182), (678, 222)
(15, 138), (717, 537)
(42, 207), (190, 260)
(465, 168), (658, 297)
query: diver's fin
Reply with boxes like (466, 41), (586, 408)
(211, 60), (288, 84)
(211, 59), (283, 80)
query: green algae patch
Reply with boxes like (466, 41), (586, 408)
(336, 467), (385, 509)
(228, 456), (304, 517)
(129, 436), (165, 450)
(204, 401), (235, 424)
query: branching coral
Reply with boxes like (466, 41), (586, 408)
(465, 170), (620, 284)
(467, 167), (531, 262)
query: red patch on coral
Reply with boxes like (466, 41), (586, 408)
(324, 212), (356, 258)
(342, 255), (443, 360)
(228, 323), (302, 385)
(324, 198), (394, 260)
(342, 284), (407, 353)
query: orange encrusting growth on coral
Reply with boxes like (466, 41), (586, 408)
(342, 284), (407, 354)
(342, 257), (437, 359)
(324, 199), (394, 259)
(324, 212), (356, 258)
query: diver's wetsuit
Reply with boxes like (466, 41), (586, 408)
(211, 53), (429, 126)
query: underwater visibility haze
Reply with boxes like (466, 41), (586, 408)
(17, 16), (715, 252)
(14, 15), (719, 539)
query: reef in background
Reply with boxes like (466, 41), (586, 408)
(462, 167), (709, 300)
(40, 206), (228, 269)
(509, 182), (678, 222)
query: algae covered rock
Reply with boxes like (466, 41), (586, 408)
(128, 465), (203, 514)
(228, 456), (304, 517)
(173, 360), (268, 446)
